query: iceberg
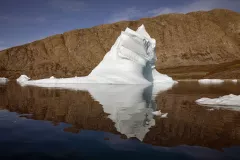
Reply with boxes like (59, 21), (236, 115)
(15, 25), (176, 140)
(196, 94), (240, 111)
(17, 25), (175, 85)
(0, 77), (8, 84)
(198, 79), (224, 84)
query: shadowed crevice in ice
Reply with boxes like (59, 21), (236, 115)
(16, 25), (176, 85)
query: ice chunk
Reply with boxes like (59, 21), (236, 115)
(16, 75), (30, 83)
(198, 79), (224, 84)
(17, 24), (176, 85)
(160, 113), (168, 118)
(152, 110), (161, 116)
(152, 110), (168, 118)
(152, 69), (174, 83)
(0, 77), (8, 84)
(207, 108), (215, 111)
(196, 94), (240, 110)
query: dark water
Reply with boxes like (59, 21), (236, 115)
(0, 81), (240, 160)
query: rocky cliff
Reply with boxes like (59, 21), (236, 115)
(0, 9), (239, 79)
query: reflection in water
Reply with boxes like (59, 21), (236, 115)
(93, 85), (156, 141)
(17, 82), (174, 141)
(1, 82), (240, 152)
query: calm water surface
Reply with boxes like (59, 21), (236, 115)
(0, 81), (240, 160)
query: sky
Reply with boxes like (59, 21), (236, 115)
(0, 0), (239, 50)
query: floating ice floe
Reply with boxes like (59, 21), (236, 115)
(196, 94), (240, 111)
(207, 108), (215, 111)
(90, 84), (172, 141)
(152, 110), (168, 118)
(198, 79), (224, 84)
(16, 24), (176, 85)
(0, 77), (8, 84)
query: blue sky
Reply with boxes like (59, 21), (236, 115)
(0, 0), (239, 50)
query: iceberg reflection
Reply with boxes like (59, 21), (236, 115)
(20, 82), (174, 140)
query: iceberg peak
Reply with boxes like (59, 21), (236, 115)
(136, 24), (151, 39)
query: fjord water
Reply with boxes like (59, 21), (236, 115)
(0, 82), (240, 159)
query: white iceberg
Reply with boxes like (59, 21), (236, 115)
(0, 77), (8, 84)
(196, 94), (240, 111)
(17, 25), (175, 85)
(198, 79), (224, 84)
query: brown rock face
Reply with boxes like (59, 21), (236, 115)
(0, 9), (239, 79)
